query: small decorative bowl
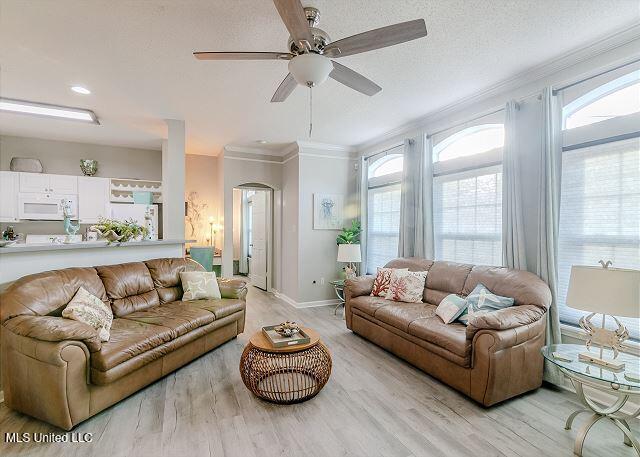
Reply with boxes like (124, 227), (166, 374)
(80, 159), (98, 176)
(274, 321), (300, 338)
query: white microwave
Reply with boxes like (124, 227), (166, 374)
(18, 193), (78, 220)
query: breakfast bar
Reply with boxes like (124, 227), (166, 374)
(0, 239), (190, 286)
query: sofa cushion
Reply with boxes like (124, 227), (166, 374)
(96, 262), (159, 317)
(407, 317), (471, 361)
(186, 298), (245, 320)
(0, 267), (107, 324)
(348, 295), (392, 318)
(145, 258), (203, 304)
(374, 302), (437, 332)
(120, 301), (215, 339)
(426, 261), (473, 296)
(90, 319), (174, 372)
(463, 265), (552, 309)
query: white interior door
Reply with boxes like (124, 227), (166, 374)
(249, 191), (268, 290)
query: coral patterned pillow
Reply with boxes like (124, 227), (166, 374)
(385, 270), (428, 303)
(370, 267), (408, 297)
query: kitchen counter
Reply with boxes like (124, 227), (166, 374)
(0, 239), (193, 254)
(0, 239), (194, 285)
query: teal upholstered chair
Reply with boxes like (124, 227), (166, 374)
(189, 246), (214, 272)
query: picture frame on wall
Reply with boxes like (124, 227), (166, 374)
(313, 193), (344, 230)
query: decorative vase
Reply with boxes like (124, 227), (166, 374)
(80, 159), (98, 176)
(91, 228), (123, 243)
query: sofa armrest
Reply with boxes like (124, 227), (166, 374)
(3, 315), (102, 352)
(218, 277), (248, 300)
(466, 304), (545, 338)
(345, 275), (375, 299)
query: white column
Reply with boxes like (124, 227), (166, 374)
(162, 119), (186, 239)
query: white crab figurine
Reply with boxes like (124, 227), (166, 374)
(579, 312), (629, 358)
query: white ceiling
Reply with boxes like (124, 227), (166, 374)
(0, 0), (637, 156)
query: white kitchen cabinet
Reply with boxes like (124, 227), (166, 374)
(49, 174), (78, 193)
(78, 176), (110, 224)
(0, 171), (19, 222)
(19, 173), (77, 194)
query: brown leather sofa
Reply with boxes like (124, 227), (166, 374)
(345, 258), (551, 406)
(0, 258), (247, 430)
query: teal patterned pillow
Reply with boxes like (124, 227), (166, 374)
(458, 283), (514, 325)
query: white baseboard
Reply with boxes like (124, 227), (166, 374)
(271, 289), (340, 308)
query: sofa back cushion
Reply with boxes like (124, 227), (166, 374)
(0, 267), (107, 323)
(145, 258), (204, 304)
(463, 265), (551, 309)
(384, 258), (551, 309)
(96, 262), (159, 317)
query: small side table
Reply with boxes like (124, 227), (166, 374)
(239, 327), (332, 404)
(542, 344), (640, 456)
(330, 279), (345, 315)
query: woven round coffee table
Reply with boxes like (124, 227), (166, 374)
(239, 327), (332, 404)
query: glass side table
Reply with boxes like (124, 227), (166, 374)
(542, 344), (640, 456)
(330, 279), (345, 316)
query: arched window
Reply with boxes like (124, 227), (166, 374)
(368, 153), (404, 178)
(433, 124), (504, 162)
(563, 70), (640, 129)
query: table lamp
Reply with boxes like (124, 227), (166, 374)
(337, 244), (361, 279)
(566, 260), (640, 370)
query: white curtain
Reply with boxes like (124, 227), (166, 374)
(538, 87), (564, 385)
(502, 100), (528, 269)
(359, 156), (368, 275)
(239, 191), (249, 274)
(398, 135), (434, 258)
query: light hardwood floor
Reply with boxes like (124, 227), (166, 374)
(1, 285), (637, 457)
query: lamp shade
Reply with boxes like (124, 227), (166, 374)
(566, 265), (640, 318)
(337, 244), (361, 263)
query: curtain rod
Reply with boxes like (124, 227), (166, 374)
(363, 143), (403, 161)
(553, 57), (640, 94)
(426, 107), (505, 138)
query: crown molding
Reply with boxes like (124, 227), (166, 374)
(356, 23), (640, 152)
(295, 140), (356, 153)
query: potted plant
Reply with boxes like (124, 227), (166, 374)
(90, 218), (149, 244)
(336, 220), (362, 279)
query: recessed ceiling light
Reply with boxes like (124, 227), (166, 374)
(256, 140), (268, 144)
(0, 98), (99, 124)
(71, 86), (91, 95)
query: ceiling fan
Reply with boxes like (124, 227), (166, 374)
(193, 0), (428, 102)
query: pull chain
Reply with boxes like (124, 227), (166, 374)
(308, 84), (313, 137)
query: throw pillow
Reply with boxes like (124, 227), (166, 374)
(436, 294), (468, 324)
(385, 270), (428, 303)
(62, 287), (113, 342)
(180, 271), (221, 301)
(458, 283), (514, 325)
(370, 267), (408, 297)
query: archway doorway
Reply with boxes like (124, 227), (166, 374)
(233, 183), (274, 291)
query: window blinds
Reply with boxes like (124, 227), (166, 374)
(558, 137), (640, 340)
(433, 165), (502, 266)
(366, 183), (401, 274)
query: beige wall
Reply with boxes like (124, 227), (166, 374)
(0, 135), (161, 180)
(185, 154), (220, 246)
(296, 150), (357, 303)
(221, 153), (283, 286)
(281, 153), (300, 301)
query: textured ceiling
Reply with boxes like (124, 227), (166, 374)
(0, 0), (637, 155)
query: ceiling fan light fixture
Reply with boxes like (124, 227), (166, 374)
(288, 53), (333, 87)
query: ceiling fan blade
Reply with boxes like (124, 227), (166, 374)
(193, 51), (293, 60)
(324, 19), (427, 58)
(330, 61), (382, 96)
(271, 73), (297, 102)
(273, 0), (314, 48)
